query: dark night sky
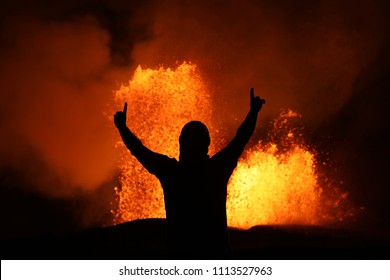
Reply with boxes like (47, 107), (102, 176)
(1, 0), (390, 240)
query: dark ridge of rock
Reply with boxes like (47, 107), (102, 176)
(1, 219), (389, 259)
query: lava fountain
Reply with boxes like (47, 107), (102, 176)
(112, 62), (353, 229)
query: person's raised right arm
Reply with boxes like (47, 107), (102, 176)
(114, 102), (170, 175)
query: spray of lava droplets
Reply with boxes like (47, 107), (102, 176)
(112, 62), (354, 229)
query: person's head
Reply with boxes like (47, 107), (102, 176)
(179, 121), (210, 161)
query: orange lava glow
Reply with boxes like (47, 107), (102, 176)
(112, 62), (353, 228)
(227, 111), (320, 228)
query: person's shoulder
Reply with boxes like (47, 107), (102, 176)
(168, 156), (178, 163)
(210, 149), (239, 169)
(164, 155), (179, 166)
(151, 155), (178, 178)
(210, 151), (227, 165)
(210, 147), (230, 161)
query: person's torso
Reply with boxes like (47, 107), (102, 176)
(158, 157), (232, 250)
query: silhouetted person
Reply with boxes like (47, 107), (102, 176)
(114, 88), (265, 253)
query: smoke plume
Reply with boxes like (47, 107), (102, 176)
(131, 0), (387, 128)
(0, 15), (120, 196)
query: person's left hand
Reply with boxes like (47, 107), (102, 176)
(250, 88), (265, 112)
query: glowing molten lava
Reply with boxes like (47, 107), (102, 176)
(227, 110), (320, 228)
(112, 62), (352, 229)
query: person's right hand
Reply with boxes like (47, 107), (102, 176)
(250, 88), (265, 112)
(114, 102), (127, 129)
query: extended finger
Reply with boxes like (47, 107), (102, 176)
(250, 88), (254, 100)
(123, 102), (127, 115)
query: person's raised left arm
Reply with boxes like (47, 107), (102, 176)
(217, 88), (265, 161)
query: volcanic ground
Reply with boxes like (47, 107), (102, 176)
(1, 218), (389, 259)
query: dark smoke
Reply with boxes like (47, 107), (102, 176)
(0, 0), (389, 238)
(131, 0), (387, 128)
(315, 32), (390, 232)
(0, 0), (155, 237)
